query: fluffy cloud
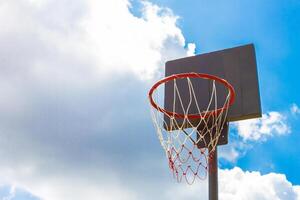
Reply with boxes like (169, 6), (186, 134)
(0, 0), (194, 199)
(218, 142), (243, 163)
(218, 111), (290, 163)
(219, 167), (300, 200)
(165, 167), (300, 200)
(234, 112), (290, 141)
(0, 0), (194, 85)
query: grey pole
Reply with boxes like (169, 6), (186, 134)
(208, 147), (218, 200)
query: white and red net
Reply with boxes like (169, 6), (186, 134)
(148, 73), (235, 184)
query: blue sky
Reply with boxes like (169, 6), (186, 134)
(0, 0), (299, 199)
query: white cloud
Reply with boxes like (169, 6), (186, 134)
(291, 103), (300, 115)
(219, 143), (242, 163)
(0, 0), (194, 200)
(235, 111), (290, 141)
(219, 167), (300, 200)
(165, 167), (300, 200)
(0, 0), (194, 86)
(218, 111), (290, 163)
(186, 43), (196, 56)
(218, 140), (253, 164)
(35, 0), (193, 80)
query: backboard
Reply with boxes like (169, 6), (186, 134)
(163, 44), (261, 146)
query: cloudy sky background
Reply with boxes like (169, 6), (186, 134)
(0, 0), (300, 199)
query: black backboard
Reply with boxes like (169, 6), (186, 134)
(164, 44), (261, 146)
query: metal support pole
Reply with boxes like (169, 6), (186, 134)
(209, 147), (218, 200)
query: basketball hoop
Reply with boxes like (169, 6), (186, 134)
(148, 72), (235, 184)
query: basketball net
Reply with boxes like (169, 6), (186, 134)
(149, 73), (233, 184)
